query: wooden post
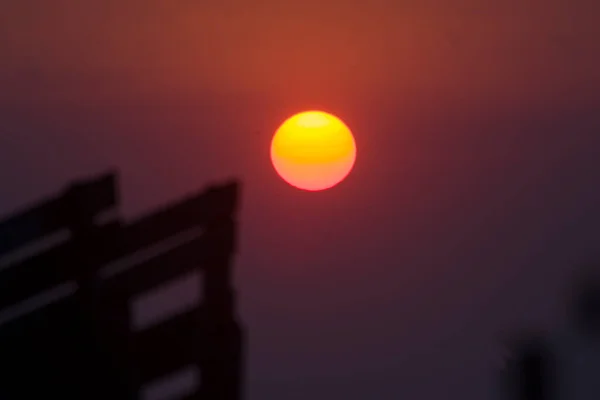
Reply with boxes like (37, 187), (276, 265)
(63, 177), (128, 399)
(200, 211), (244, 400)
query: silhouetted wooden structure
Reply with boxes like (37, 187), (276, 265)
(0, 172), (244, 399)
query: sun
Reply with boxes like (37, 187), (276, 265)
(270, 110), (357, 191)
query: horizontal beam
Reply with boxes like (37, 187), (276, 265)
(119, 181), (238, 254)
(0, 172), (117, 257)
(131, 310), (243, 385)
(132, 309), (205, 383)
(0, 291), (78, 335)
(0, 222), (121, 311)
(102, 218), (235, 301)
(0, 182), (239, 311)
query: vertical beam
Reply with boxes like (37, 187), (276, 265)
(65, 178), (112, 400)
(199, 216), (244, 400)
(63, 175), (133, 400)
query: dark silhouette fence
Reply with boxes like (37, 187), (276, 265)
(0, 172), (244, 399)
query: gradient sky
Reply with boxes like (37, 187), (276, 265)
(1, 1), (600, 399)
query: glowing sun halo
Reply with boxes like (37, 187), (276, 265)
(270, 110), (357, 191)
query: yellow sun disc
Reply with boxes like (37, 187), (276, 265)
(270, 110), (357, 191)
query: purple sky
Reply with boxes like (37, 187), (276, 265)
(1, 1), (600, 398)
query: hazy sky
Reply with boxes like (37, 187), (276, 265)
(1, 1), (600, 399)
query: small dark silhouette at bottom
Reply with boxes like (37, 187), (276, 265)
(500, 267), (600, 400)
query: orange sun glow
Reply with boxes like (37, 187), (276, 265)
(270, 110), (357, 191)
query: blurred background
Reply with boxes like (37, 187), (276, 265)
(1, 1), (599, 398)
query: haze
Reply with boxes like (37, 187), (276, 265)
(1, 1), (599, 399)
